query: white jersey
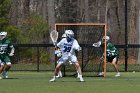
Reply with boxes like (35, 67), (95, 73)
(57, 38), (80, 56)
(56, 38), (80, 64)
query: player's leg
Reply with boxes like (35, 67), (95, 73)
(0, 63), (5, 79)
(2, 63), (11, 78)
(71, 56), (84, 82)
(49, 63), (62, 82)
(98, 56), (104, 76)
(56, 66), (63, 78)
(72, 63), (80, 78)
(2, 56), (12, 78)
(74, 63), (84, 81)
(49, 57), (67, 82)
(111, 57), (120, 77)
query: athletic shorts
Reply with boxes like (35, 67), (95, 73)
(0, 55), (11, 65)
(107, 55), (118, 63)
(57, 54), (78, 65)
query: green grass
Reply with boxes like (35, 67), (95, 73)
(0, 71), (140, 93)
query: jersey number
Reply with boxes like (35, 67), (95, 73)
(64, 46), (71, 52)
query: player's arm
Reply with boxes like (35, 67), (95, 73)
(8, 44), (15, 56)
(73, 40), (81, 51)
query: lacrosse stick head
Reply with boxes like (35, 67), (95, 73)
(50, 30), (58, 46)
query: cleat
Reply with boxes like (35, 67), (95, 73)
(79, 77), (84, 82)
(2, 71), (8, 79)
(5, 76), (8, 79)
(56, 71), (62, 78)
(115, 72), (120, 77)
(98, 72), (104, 76)
(0, 76), (2, 79)
(77, 76), (80, 78)
(56, 75), (62, 78)
(49, 76), (56, 82)
(49, 78), (55, 82)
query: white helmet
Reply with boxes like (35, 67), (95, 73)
(62, 33), (66, 38)
(65, 30), (74, 38)
(102, 36), (110, 42)
(0, 31), (7, 40)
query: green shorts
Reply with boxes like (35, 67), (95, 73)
(107, 55), (118, 63)
(0, 54), (11, 65)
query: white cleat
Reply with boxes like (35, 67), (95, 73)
(56, 75), (62, 78)
(98, 72), (104, 76)
(2, 71), (8, 79)
(115, 72), (120, 77)
(79, 77), (84, 82)
(77, 75), (80, 78)
(5, 75), (8, 79)
(49, 77), (56, 82)
(0, 76), (2, 79)
(56, 71), (63, 78)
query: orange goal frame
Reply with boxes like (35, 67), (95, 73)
(55, 23), (107, 79)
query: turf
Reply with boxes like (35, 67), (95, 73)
(0, 71), (140, 93)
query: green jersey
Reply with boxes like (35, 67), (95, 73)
(106, 42), (118, 57)
(0, 38), (14, 55)
(106, 42), (119, 62)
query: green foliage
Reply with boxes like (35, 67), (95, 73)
(4, 25), (22, 43)
(19, 48), (36, 59)
(17, 14), (49, 63)
(20, 14), (48, 44)
(0, 0), (11, 17)
(0, 0), (11, 30)
(40, 49), (51, 64)
(0, 0), (49, 64)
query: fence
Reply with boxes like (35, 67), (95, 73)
(10, 44), (140, 75)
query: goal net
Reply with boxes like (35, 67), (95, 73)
(55, 23), (107, 78)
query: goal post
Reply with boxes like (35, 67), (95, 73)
(55, 23), (107, 78)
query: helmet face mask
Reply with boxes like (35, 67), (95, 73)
(65, 30), (74, 42)
(0, 32), (7, 40)
(102, 36), (110, 43)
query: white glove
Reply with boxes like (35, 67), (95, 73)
(92, 41), (101, 47)
(77, 47), (81, 51)
(74, 47), (81, 51)
(55, 50), (62, 57)
(9, 53), (14, 56)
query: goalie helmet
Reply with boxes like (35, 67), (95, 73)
(65, 30), (74, 42)
(62, 33), (66, 38)
(65, 30), (74, 36)
(102, 36), (110, 42)
(0, 31), (7, 40)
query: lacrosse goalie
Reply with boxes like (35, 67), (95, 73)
(92, 36), (120, 77)
(50, 30), (84, 82)
(55, 33), (80, 78)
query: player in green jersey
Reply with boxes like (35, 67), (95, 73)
(92, 36), (120, 77)
(0, 32), (14, 79)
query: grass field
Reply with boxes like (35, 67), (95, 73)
(0, 71), (140, 93)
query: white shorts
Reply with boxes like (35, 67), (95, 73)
(57, 54), (78, 65)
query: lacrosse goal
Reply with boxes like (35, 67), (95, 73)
(55, 23), (107, 78)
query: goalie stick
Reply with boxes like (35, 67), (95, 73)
(50, 30), (58, 48)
